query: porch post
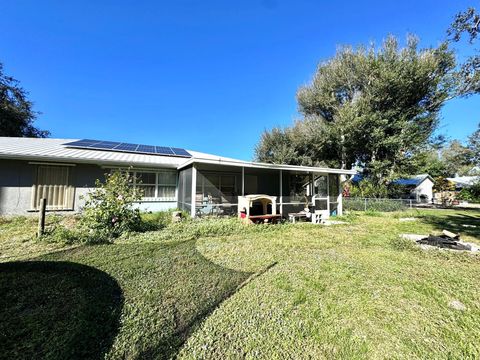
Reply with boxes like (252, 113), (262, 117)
(337, 175), (343, 216)
(326, 174), (330, 216)
(279, 170), (283, 217)
(241, 166), (245, 196)
(191, 164), (197, 218)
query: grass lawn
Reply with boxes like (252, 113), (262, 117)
(1, 209), (480, 359)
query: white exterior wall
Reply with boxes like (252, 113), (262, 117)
(135, 201), (177, 212)
(413, 179), (434, 202)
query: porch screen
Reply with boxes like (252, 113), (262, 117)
(32, 165), (74, 210)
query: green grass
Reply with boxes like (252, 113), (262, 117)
(1, 209), (480, 359)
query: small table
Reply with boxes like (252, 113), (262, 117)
(248, 214), (282, 224)
(288, 212), (309, 223)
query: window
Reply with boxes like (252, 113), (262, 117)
(32, 165), (75, 210)
(136, 172), (156, 198)
(157, 171), (177, 200)
(118, 169), (177, 201)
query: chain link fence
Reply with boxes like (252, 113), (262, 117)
(344, 197), (416, 212)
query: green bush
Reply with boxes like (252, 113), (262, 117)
(80, 170), (143, 243)
(139, 210), (189, 231)
(130, 217), (287, 243)
(41, 225), (79, 244)
(457, 181), (480, 203)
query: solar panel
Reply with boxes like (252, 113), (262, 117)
(171, 147), (191, 157)
(63, 139), (192, 158)
(155, 146), (174, 155)
(65, 139), (99, 147)
(137, 145), (156, 153)
(93, 141), (121, 149)
(115, 143), (139, 151)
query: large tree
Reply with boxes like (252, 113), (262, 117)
(0, 62), (49, 137)
(412, 140), (474, 177)
(468, 122), (480, 166)
(448, 7), (480, 95)
(256, 36), (455, 183)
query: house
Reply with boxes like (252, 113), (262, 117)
(392, 174), (434, 203)
(0, 137), (356, 217)
(446, 176), (480, 189)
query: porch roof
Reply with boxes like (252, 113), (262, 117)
(177, 156), (357, 175)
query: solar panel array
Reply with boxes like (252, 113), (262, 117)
(63, 139), (192, 158)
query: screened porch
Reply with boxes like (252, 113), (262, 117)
(177, 163), (343, 218)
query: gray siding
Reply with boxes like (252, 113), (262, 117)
(0, 159), (178, 215)
(0, 159), (35, 215)
(0, 160), (105, 215)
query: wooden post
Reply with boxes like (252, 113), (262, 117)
(37, 198), (46, 237)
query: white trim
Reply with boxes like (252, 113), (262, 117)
(337, 176), (343, 215)
(241, 167), (245, 196)
(191, 164), (197, 217)
(279, 170), (283, 216)
(177, 157), (356, 175)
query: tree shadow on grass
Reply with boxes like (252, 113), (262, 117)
(122, 239), (255, 360)
(420, 210), (480, 239)
(0, 261), (123, 360)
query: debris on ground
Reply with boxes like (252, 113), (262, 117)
(449, 300), (466, 311)
(400, 233), (479, 253)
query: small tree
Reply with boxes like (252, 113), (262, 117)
(433, 176), (456, 206)
(81, 170), (143, 243)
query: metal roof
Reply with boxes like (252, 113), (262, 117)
(178, 155), (357, 174)
(0, 137), (356, 174)
(0, 137), (184, 168)
(392, 174), (434, 187)
(447, 176), (480, 187)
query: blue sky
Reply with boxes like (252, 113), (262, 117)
(1, 0), (479, 160)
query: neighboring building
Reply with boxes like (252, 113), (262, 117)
(446, 176), (480, 189)
(392, 174), (434, 203)
(0, 137), (355, 217)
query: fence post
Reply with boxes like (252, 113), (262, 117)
(364, 198), (367, 212)
(37, 198), (46, 237)
(409, 199), (412, 209)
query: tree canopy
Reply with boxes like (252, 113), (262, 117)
(448, 7), (480, 96)
(255, 36), (456, 183)
(0, 62), (49, 138)
(468, 122), (480, 166)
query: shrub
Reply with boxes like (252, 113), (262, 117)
(41, 225), (79, 244)
(129, 217), (288, 243)
(457, 181), (480, 203)
(139, 210), (188, 231)
(80, 170), (143, 243)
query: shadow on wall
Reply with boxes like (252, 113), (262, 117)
(420, 210), (480, 239)
(0, 261), (124, 360)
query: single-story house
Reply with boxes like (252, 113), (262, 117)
(446, 176), (480, 190)
(0, 137), (356, 217)
(392, 174), (434, 203)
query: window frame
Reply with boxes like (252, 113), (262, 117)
(110, 168), (177, 202)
